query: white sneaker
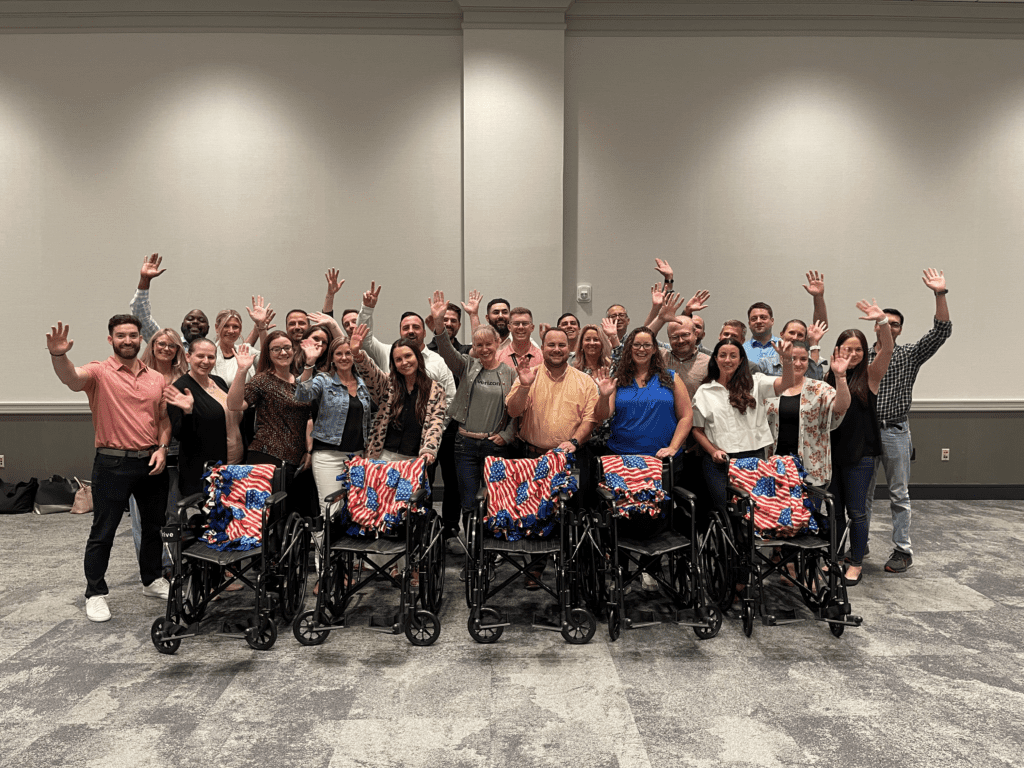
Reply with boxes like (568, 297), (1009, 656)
(641, 572), (660, 592)
(142, 577), (170, 600)
(86, 595), (111, 622)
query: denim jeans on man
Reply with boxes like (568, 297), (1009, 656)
(868, 421), (913, 555)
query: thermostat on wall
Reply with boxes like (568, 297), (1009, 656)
(577, 283), (592, 303)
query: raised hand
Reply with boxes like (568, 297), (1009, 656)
(163, 384), (194, 413)
(235, 344), (256, 372)
(659, 291), (685, 321)
(807, 319), (828, 346)
(461, 289), (482, 316)
(349, 323), (369, 352)
(263, 307), (276, 331)
(516, 357), (537, 386)
(362, 281), (382, 309)
(922, 268), (946, 293)
(654, 258), (674, 282)
(246, 295), (273, 328)
(428, 290), (447, 329)
(684, 290), (711, 315)
(539, 322), (551, 339)
(595, 367), (616, 398)
(138, 253), (165, 289)
(856, 299), (885, 323)
(300, 337), (322, 365)
(325, 268), (345, 297)
(802, 270), (825, 297)
(830, 348), (851, 376)
(650, 282), (666, 308)
(46, 322), (74, 356)
(600, 317), (620, 347)
(771, 338), (794, 362)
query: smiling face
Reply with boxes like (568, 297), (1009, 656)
(542, 329), (570, 370)
(487, 302), (510, 336)
(715, 343), (742, 380)
(151, 333), (181, 366)
(392, 345), (419, 380)
(668, 319), (696, 359)
(607, 305), (629, 335)
(791, 347), (809, 379)
(472, 330), (499, 364)
(109, 323), (141, 361)
(332, 342), (353, 373)
(442, 309), (461, 339)
(720, 324), (744, 343)
(267, 337), (294, 372)
(630, 331), (655, 367)
(341, 311), (359, 337)
(187, 339), (217, 376)
(306, 329), (329, 359)
(509, 312), (534, 343)
(748, 307), (774, 340)
(400, 315), (426, 349)
(180, 310), (209, 342)
(781, 321), (807, 343)
(880, 313), (903, 341)
(839, 335), (864, 368)
(286, 312), (309, 343)
(558, 315), (580, 341)
(580, 328), (603, 361)
(218, 317), (242, 345)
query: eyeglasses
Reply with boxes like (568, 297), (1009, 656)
(270, 346), (293, 354)
(668, 334), (690, 342)
(153, 342), (178, 351)
(631, 342), (654, 350)
(510, 321), (533, 328)
(608, 312), (628, 319)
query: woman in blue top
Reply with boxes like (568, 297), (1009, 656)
(595, 327), (693, 569)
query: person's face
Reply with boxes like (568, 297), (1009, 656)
(607, 305), (629, 334)
(181, 310), (209, 341)
(558, 316), (580, 340)
(487, 303), (510, 334)
(472, 333), (498, 364)
(392, 346), (419, 379)
(792, 348), (809, 378)
(748, 308), (774, 337)
(400, 316), (426, 348)
(109, 324), (141, 361)
(509, 313), (534, 343)
(268, 337), (294, 369)
(151, 334), (180, 365)
(442, 310), (461, 339)
(720, 325), (743, 343)
(542, 330), (570, 368)
(880, 313), (903, 341)
(187, 342), (217, 376)
(286, 312), (309, 343)
(692, 315), (706, 343)
(342, 312), (358, 337)
(219, 317), (242, 344)
(332, 342), (353, 372)
(581, 329), (603, 359)
(307, 330), (329, 360)
(630, 332), (655, 366)
(668, 322), (696, 358)
(839, 336), (864, 368)
(781, 322), (806, 343)
(715, 344), (742, 378)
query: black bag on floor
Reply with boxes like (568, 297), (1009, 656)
(33, 475), (78, 515)
(0, 477), (39, 514)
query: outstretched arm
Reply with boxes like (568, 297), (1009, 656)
(322, 268), (345, 314)
(858, 300), (894, 393)
(923, 268), (949, 323)
(461, 289), (483, 334)
(803, 270), (828, 328)
(130, 253), (165, 342)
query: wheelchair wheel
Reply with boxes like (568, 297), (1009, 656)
(420, 520), (446, 614)
(701, 512), (733, 611)
(405, 609), (441, 646)
(829, 620), (845, 638)
(692, 604), (722, 640)
(468, 607), (503, 644)
(292, 609), (330, 647)
(607, 604), (622, 642)
(561, 607), (596, 645)
(246, 615), (278, 651)
(151, 617), (183, 655)
(279, 513), (310, 623)
(741, 600), (754, 638)
(800, 557), (829, 614)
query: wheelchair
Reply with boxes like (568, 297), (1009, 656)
(589, 454), (722, 641)
(464, 449), (597, 645)
(724, 457), (864, 638)
(151, 463), (311, 654)
(291, 456), (444, 647)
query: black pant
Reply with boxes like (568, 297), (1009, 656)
(437, 421), (461, 534)
(86, 452), (168, 597)
(246, 450), (315, 517)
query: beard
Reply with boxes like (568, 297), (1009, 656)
(489, 319), (509, 339)
(181, 323), (207, 344)
(114, 341), (140, 360)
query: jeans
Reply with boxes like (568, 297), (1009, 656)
(86, 452), (168, 598)
(437, 422), (461, 533)
(128, 464), (179, 572)
(869, 421), (913, 555)
(829, 456), (875, 566)
(454, 433), (510, 532)
(702, 448), (765, 515)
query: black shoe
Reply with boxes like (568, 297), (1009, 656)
(884, 549), (912, 573)
(843, 570), (862, 587)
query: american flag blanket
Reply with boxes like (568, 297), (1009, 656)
(728, 455), (821, 538)
(483, 449), (577, 540)
(200, 464), (276, 552)
(334, 456), (427, 536)
(598, 455), (666, 519)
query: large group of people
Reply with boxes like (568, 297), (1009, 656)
(47, 253), (952, 623)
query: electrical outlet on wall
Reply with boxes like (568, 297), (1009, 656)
(941, 448), (950, 461)
(0, 455), (5, 469)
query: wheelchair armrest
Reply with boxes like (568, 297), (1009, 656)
(266, 491), (288, 507)
(411, 488), (429, 507)
(324, 489), (347, 505)
(176, 492), (205, 511)
(595, 487), (615, 504)
(672, 485), (696, 504)
(727, 484), (751, 501)
(475, 487), (488, 502)
(803, 484), (834, 501)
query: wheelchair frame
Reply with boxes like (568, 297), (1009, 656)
(151, 465), (311, 654)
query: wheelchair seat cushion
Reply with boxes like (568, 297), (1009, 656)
(728, 454), (821, 538)
(598, 454), (666, 519)
(483, 449), (576, 541)
(199, 464), (276, 552)
(336, 456), (427, 536)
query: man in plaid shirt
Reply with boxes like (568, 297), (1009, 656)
(868, 269), (952, 574)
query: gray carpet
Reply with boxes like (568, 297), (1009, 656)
(1, 499), (1022, 767)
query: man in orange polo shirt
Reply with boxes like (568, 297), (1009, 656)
(47, 314), (171, 623)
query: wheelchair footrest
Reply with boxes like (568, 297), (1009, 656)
(531, 614), (563, 632)
(477, 611), (510, 631)
(672, 609), (708, 629)
(823, 614), (863, 628)
(629, 609), (660, 630)
(763, 609), (800, 626)
(368, 612), (401, 634)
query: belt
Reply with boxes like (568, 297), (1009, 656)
(521, 441), (549, 458)
(97, 447), (156, 459)
(458, 427), (496, 440)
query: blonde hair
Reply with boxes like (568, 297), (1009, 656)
(214, 309), (243, 337)
(141, 328), (189, 379)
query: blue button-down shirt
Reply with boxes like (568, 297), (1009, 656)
(743, 336), (781, 365)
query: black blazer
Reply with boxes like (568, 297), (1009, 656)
(167, 373), (234, 497)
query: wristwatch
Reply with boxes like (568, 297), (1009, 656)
(809, 345), (821, 352)
(569, 438), (579, 449)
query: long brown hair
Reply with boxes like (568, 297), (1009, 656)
(388, 340), (432, 428)
(257, 330), (302, 376)
(704, 338), (755, 414)
(615, 327), (672, 389)
(573, 325), (610, 373)
(827, 329), (871, 406)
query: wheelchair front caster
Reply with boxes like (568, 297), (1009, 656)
(245, 615), (277, 650)
(561, 607), (596, 645)
(405, 609), (441, 646)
